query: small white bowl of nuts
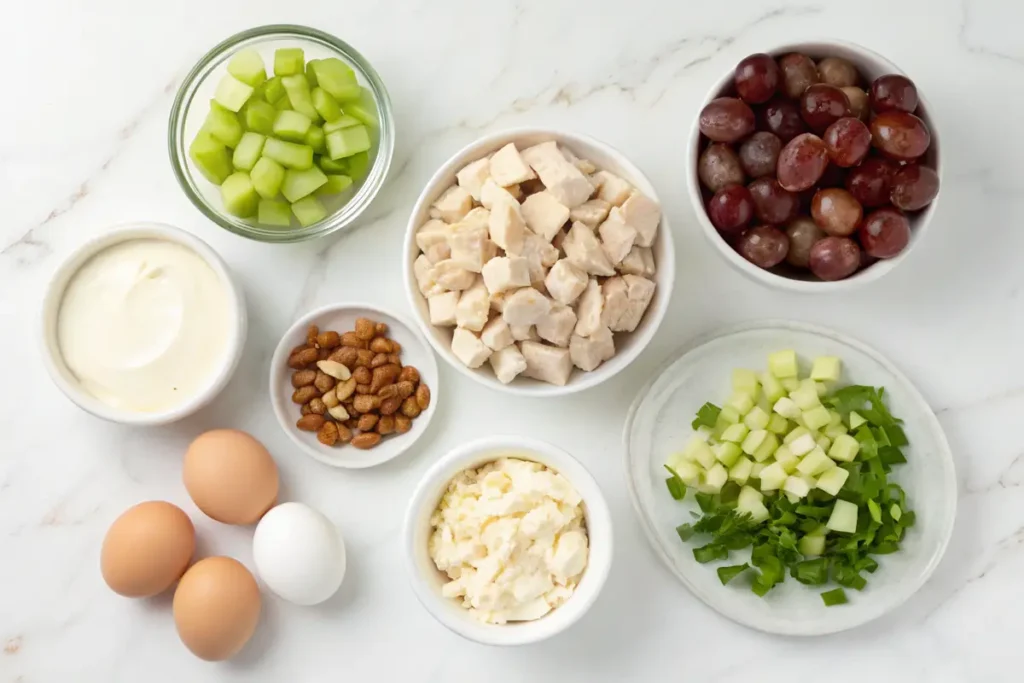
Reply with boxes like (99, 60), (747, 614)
(269, 303), (439, 469)
(404, 128), (675, 396)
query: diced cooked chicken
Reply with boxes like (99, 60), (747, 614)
(591, 170), (633, 206)
(612, 275), (657, 333)
(449, 223), (495, 272)
(414, 254), (445, 297)
(569, 326), (615, 371)
(552, 228), (567, 252)
(481, 256), (531, 295)
(617, 245), (656, 277)
(455, 279), (490, 332)
(520, 341), (573, 386)
(428, 291), (460, 326)
(416, 219), (450, 253)
(598, 213), (638, 265)
(451, 327), (492, 369)
(456, 157), (491, 202)
(563, 221), (615, 276)
(460, 207), (491, 230)
(488, 202), (526, 253)
(618, 191), (661, 247)
(428, 207), (442, 220)
(489, 344), (528, 384)
(506, 183), (523, 200)
(515, 230), (560, 284)
(544, 259), (588, 305)
(520, 191), (570, 242)
(569, 199), (611, 229)
(480, 316), (514, 351)
(535, 303), (577, 348)
(510, 324), (540, 341)
(424, 242), (450, 264)
(601, 276), (630, 330)
(561, 146), (597, 175)
(502, 287), (552, 327)
(490, 290), (507, 313)
(520, 141), (594, 208)
(430, 259), (477, 291)
(573, 278), (604, 337)
(488, 143), (537, 186)
(480, 178), (521, 211)
(432, 185), (474, 223)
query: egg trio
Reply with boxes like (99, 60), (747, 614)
(100, 429), (347, 662)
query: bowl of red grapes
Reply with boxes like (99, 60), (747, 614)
(689, 42), (940, 289)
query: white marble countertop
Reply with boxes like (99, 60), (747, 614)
(3, 0), (1023, 681)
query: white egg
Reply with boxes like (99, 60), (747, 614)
(252, 502), (346, 606)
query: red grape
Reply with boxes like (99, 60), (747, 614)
(739, 132), (782, 178)
(778, 53), (819, 99)
(777, 133), (829, 192)
(761, 97), (807, 141)
(823, 117), (872, 167)
(737, 225), (789, 268)
(748, 178), (799, 223)
(785, 216), (826, 268)
(811, 188), (863, 236)
(859, 207), (911, 258)
(735, 53), (780, 104)
(809, 237), (861, 280)
(817, 57), (859, 88)
(707, 185), (754, 235)
(870, 111), (931, 161)
(841, 87), (869, 120)
(890, 164), (940, 210)
(700, 97), (756, 143)
(870, 75), (919, 114)
(845, 157), (897, 207)
(698, 143), (746, 192)
(800, 84), (852, 133)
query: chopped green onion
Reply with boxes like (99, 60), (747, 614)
(664, 465), (686, 500)
(717, 563), (750, 585)
(692, 402), (722, 430)
(821, 588), (848, 606)
(676, 523), (695, 542)
(792, 558), (829, 585)
(693, 543), (728, 564)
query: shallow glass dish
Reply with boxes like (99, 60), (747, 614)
(168, 25), (394, 243)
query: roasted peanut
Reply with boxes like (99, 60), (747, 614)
(378, 384), (399, 400)
(335, 377), (357, 402)
(355, 349), (375, 368)
(388, 354), (402, 365)
(316, 331), (341, 349)
(289, 347), (319, 369)
(314, 371), (336, 393)
(308, 397), (327, 415)
(344, 417), (360, 430)
(328, 405), (350, 421)
(399, 366), (421, 384)
(396, 380), (416, 399)
(341, 332), (367, 349)
(300, 403), (313, 415)
(351, 432), (382, 449)
(353, 366), (372, 384)
(370, 337), (392, 354)
(370, 364), (401, 394)
(355, 384), (372, 395)
(297, 414), (325, 431)
(380, 396), (402, 415)
(291, 369), (316, 388)
(375, 322), (388, 335)
(292, 386), (320, 404)
(318, 347), (331, 360)
(354, 318), (376, 341)
(390, 341), (402, 355)
(290, 343), (311, 356)
(370, 353), (389, 369)
(376, 415), (395, 435)
(336, 423), (353, 443)
(317, 359), (351, 380)
(322, 389), (340, 408)
(353, 394), (381, 413)
(329, 347), (359, 368)
(395, 415), (412, 434)
(306, 324), (319, 345)
(357, 414), (379, 431)
(416, 385), (431, 410)
(317, 421), (339, 446)
(401, 397), (422, 418)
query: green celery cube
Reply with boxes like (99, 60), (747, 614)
(323, 115), (362, 133)
(250, 157), (285, 199)
(231, 132), (266, 171)
(312, 87), (344, 122)
(305, 126), (326, 154)
(281, 167), (328, 203)
(344, 151), (370, 179)
(214, 74), (254, 112)
(768, 349), (799, 379)
(204, 103), (243, 148)
(274, 48), (305, 76)
(228, 49), (267, 87)
(316, 174), (353, 196)
(291, 195), (328, 227)
(732, 369), (760, 396)
(343, 88), (377, 125)
(258, 199), (292, 226)
(326, 125), (371, 160)
(263, 139), (313, 170)
(189, 133), (233, 184)
(220, 172), (258, 217)
(281, 74), (320, 121)
(810, 356), (842, 382)
(312, 58), (360, 101)
(273, 110), (313, 142)
(244, 99), (277, 136)
(263, 76), (286, 103)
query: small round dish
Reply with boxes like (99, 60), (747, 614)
(404, 127), (676, 397)
(169, 24), (395, 243)
(403, 435), (613, 646)
(687, 40), (941, 292)
(623, 320), (956, 635)
(269, 303), (439, 469)
(40, 222), (247, 426)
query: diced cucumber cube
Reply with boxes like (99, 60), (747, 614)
(232, 132), (266, 171)
(263, 138), (314, 170)
(306, 126), (326, 154)
(728, 456), (754, 485)
(799, 532), (826, 557)
(750, 462), (766, 479)
(790, 384), (821, 411)
(828, 434), (860, 462)
(773, 397), (802, 420)
(803, 405), (832, 431)
(714, 406), (741, 437)
(312, 58), (360, 101)
(713, 442), (743, 468)
(214, 74), (254, 112)
(258, 199), (292, 226)
(282, 74), (321, 121)
(220, 172), (258, 217)
(815, 467), (850, 496)
(737, 486), (769, 522)
(204, 104), (244, 147)
(263, 76), (286, 104)
(273, 110), (313, 142)
(759, 462), (788, 491)
(785, 492), (801, 504)
(274, 48), (305, 76)
(732, 369), (760, 396)
(317, 174), (353, 196)
(725, 392), (755, 416)
(683, 435), (716, 470)
(781, 378), (800, 392)
(326, 125), (371, 160)
(250, 157), (285, 199)
(228, 49), (267, 87)
(760, 372), (786, 403)
(768, 349), (799, 379)
(674, 461), (703, 487)
(323, 115), (362, 133)
(720, 423), (749, 444)
(699, 463), (728, 494)
(305, 59), (320, 88)
(291, 195), (328, 227)
(345, 151), (371, 180)
(826, 499), (858, 534)
(741, 429), (768, 456)
(796, 447), (835, 476)
(244, 99), (277, 135)
(343, 88), (378, 125)
(800, 378), (826, 398)
(789, 433), (817, 456)
(752, 432), (780, 462)
(783, 426), (810, 444)
(312, 87), (344, 122)
(767, 414), (790, 435)
(828, 410), (843, 427)
(189, 133), (233, 184)
(824, 423), (849, 440)
(783, 475), (813, 498)
(810, 356), (842, 382)
(815, 434), (832, 452)
(773, 445), (799, 472)
(281, 166), (328, 203)
(849, 411), (867, 429)
(743, 406), (770, 431)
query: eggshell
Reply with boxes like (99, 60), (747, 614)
(173, 556), (261, 661)
(253, 502), (347, 605)
(183, 429), (279, 525)
(101, 501), (195, 597)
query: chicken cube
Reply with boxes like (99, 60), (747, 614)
(490, 290), (507, 313)
(520, 191), (570, 243)
(601, 276), (630, 330)
(428, 291), (460, 326)
(502, 287), (552, 327)
(535, 303), (577, 348)
(561, 146), (597, 175)
(510, 324), (540, 341)
(432, 185), (474, 223)
(598, 212), (638, 265)
(414, 254), (445, 297)
(451, 327), (492, 369)
(488, 143), (536, 186)
(617, 246), (656, 277)
(552, 228), (568, 252)
(488, 202), (526, 253)
(424, 242), (451, 264)
(613, 275), (657, 333)
(569, 199), (611, 229)
(430, 259), (477, 291)
(455, 279), (490, 332)
(520, 341), (573, 386)
(544, 260), (588, 305)
(618, 191), (661, 247)
(563, 221), (615, 276)
(416, 219), (450, 253)
(480, 178), (521, 212)
(520, 141), (594, 208)
(569, 326), (615, 371)
(489, 344), (528, 384)
(481, 256), (531, 295)
(480, 316), (514, 351)
(573, 278), (604, 337)
(449, 224), (495, 273)
(456, 157), (491, 202)
(460, 207), (491, 230)
(591, 170), (633, 206)
(516, 230), (560, 284)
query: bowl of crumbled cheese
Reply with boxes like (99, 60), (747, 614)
(402, 435), (613, 645)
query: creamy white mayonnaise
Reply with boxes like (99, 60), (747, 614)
(57, 238), (233, 413)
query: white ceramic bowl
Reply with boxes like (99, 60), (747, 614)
(404, 128), (676, 396)
(623, 320), (957, 635)
(269, 303), (439, 469)
(403, 435), (613, 646)
(40, 222), (247, 426)
(687, 40), (942, 293)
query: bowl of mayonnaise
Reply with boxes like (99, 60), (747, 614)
(40, 222), (247, 425)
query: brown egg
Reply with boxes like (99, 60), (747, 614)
(183, 429), (279, 525)
(173, 556), (261, 661)
(101, 501), (195, 597)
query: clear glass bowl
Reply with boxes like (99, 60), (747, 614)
(168, 25), (395, 243)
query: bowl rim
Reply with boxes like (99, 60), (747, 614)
(403, 126), (676, 396)
(268, 302), (440, 469)
(687, 38), (942, 293)
(39, 222), (247, 426)
(168, 24), (396, 244)
(402, 435), (614, 646)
